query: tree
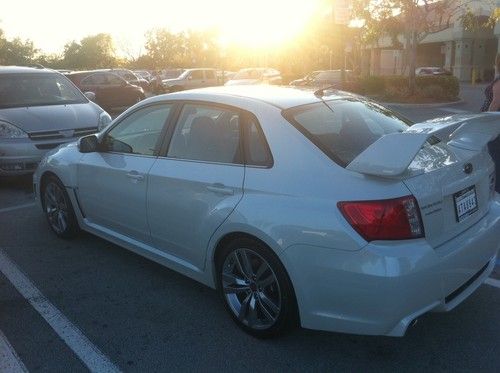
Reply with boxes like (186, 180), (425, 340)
(63, 33), (116, 69)
(0, 28), (38, 66)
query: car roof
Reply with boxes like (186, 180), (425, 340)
(185, 68), (216, 71)
(146, 85), (356, 110)
(0, 66), (57, 75)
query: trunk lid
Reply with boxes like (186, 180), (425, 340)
(404, 143), (495, 248)
(347, 113), (500, 248)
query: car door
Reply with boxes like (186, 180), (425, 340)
(186, 70), (204, 89)
(203, 70), (217, 87)
(76, 103), (174, 243)
(80, 74), (104, 107)
(147, 102), (245, 269)
(105, 73), (130, 107)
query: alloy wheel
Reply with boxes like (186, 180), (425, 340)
(222, 248), (282, 330)
(44, 182), (69, 234)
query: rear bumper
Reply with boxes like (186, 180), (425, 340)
(280, 198), (500, 336)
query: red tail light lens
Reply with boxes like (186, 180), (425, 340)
(338, 195), (424, 241)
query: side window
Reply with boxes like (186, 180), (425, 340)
(244, 117), (272, 167)
(103, 104), (172, 156)
(107, 74), (123, 85)
(167, 104), (242, 164)
(81, 75), (95, 85)
(190, 70), (204, 80)
(205, 70), (215, 80)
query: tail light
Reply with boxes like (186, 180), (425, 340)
(338, 195), (424, 241)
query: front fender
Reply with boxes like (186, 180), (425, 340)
(34, 141), (83, 193)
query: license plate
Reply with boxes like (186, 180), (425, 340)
(454, 186), (478, 223)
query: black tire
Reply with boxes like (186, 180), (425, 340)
(41, 176), (79, 239)
(216, 237), (298, 338)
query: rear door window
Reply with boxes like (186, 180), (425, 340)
(283, 99), (412, 167)
(166, 103), (242, 164)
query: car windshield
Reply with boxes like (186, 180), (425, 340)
(164, 69), (184, 79)
(0, 73), (87, 108)
(233, 69), (264, 80)
(283, 99), (412, 167)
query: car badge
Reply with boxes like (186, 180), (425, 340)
(59, 129), (75, 138)
(463, 163), (473, 174)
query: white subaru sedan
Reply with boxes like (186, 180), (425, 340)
(33, 86), (500, 338)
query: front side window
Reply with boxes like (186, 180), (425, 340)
(102, 104), (172, 156)
(0, 73), (87, 108)
(107, 73), (124, 85)
(284, 99), (412, 167)
(167, 104), (242, 164)
(190, 70), (204, 80)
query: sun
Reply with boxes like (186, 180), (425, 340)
(217, 0), (320, 49)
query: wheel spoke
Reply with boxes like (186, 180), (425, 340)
(258, 274), (276, 288)
(45, 186), (57, 206)
(256, 295), (275, 322)
(258, 292), (280, 316)
(57, 211), (67, 232)
(233, 252), (248, 279)
(238, 249), (254, 278)
(255, 261), (269, 281)
(222, 272), (247, 286)
(238, 293), (252, 321)
(247, 295), (258, 327)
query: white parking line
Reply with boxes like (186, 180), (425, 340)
(0, 329), (28, 373)
(0, 249), (121, 373)
(0, 203), (36, 214)
(485, 277), (500, 289)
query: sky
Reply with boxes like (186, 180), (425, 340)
(1, 0), (327, 57)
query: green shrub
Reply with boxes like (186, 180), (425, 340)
(362, 76), (386, 95)
(415, 75), (459, 99)
(419, 84), (446, 99)
(345, 74), (460, 101)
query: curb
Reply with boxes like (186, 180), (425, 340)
(379, 99), (465, 108)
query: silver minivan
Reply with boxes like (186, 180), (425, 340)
(0, 66), (111, 176)
(162, 68), (219, 92)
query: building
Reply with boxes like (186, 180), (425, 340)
(363, 0), (499, 81)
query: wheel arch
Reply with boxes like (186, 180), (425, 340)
(210, 230), (301, 326)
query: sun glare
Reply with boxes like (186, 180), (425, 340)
(217, 0), (320, 49)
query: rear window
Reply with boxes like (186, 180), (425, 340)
(0, 73), (86, 108)
(283, 99), (412, 167)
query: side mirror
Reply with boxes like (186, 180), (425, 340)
(188, 75), (193, 80)
(84, 92), (96, 102)
(78, 135), (99, 153)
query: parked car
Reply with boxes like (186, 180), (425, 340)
(289, 69), (353, 88)
(225, 68), (282, 86)
(161, 69), (184, 80)
(416, 67), (452, 76)
(110, 69), (150, 91)
(66, 71), (145, 112)
(162, 68), (218, 92)
(134, 70), (152, 82)
(33, 86), (500, 338)
(0, 66), (111, 176)
(216, 70), (236, 84)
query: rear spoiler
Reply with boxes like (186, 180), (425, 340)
(346, 113), (500, 177)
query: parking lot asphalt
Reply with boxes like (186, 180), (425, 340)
(1, 99), (499, 372)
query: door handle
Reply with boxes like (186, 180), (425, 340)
(206, 183), (234, 195)
(126, 171), (145, 182)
